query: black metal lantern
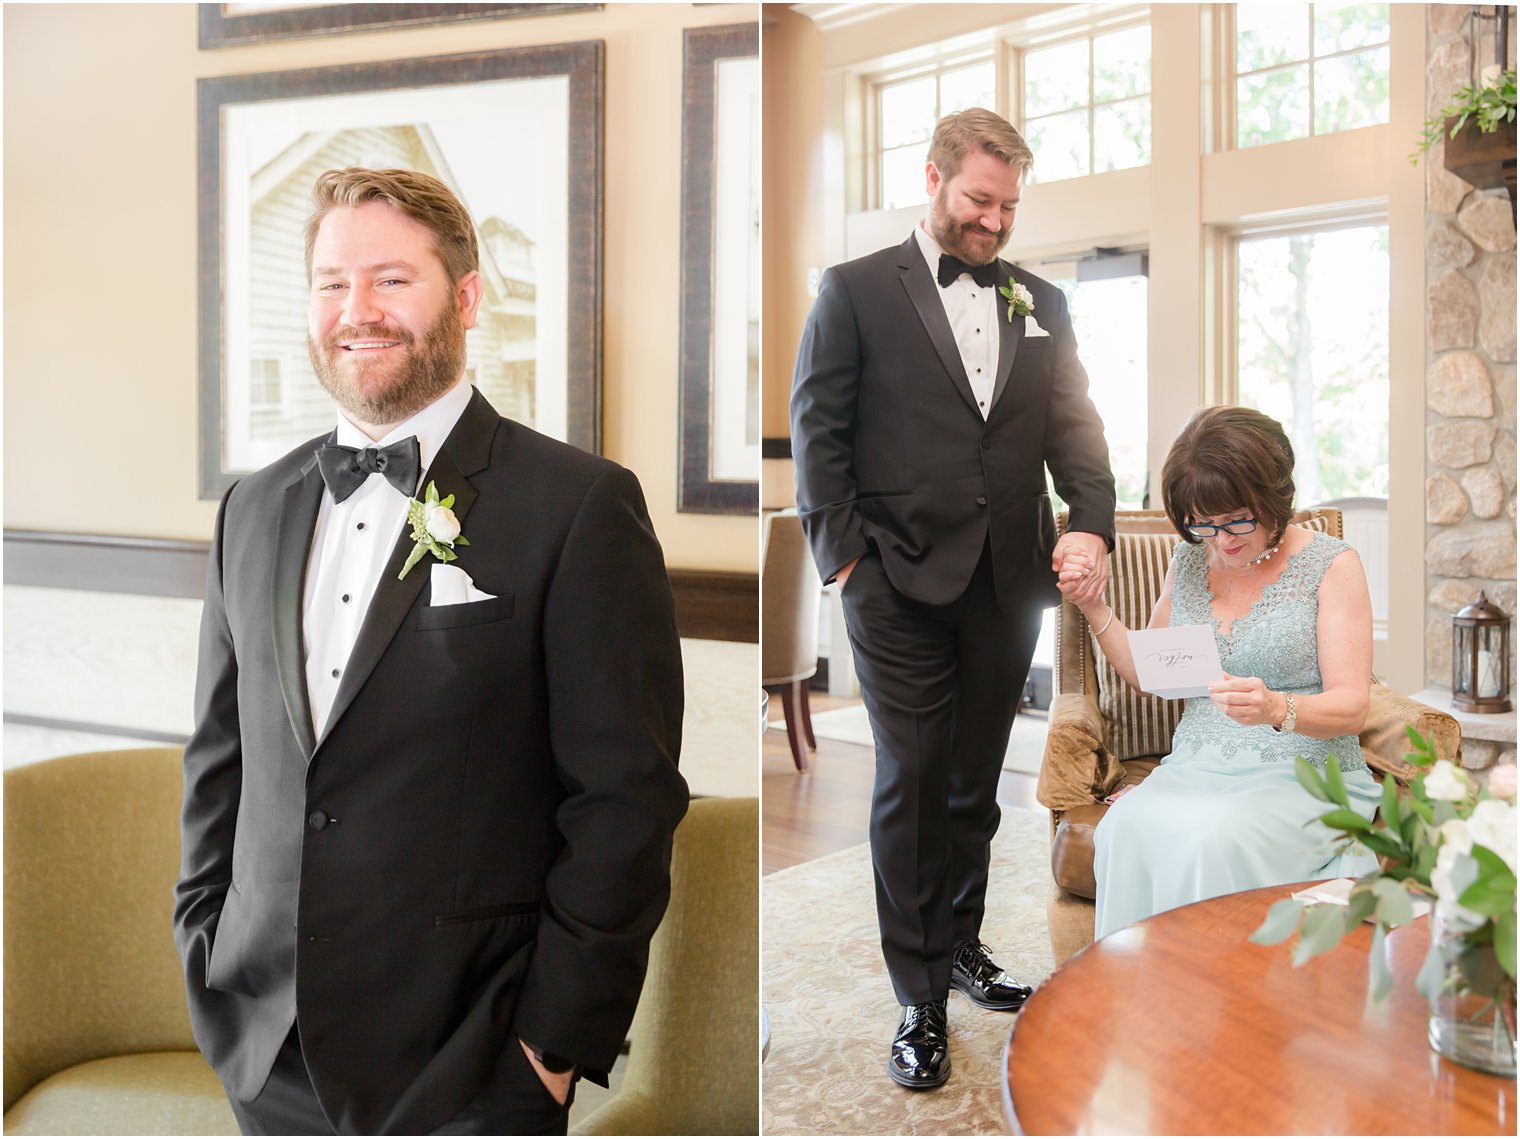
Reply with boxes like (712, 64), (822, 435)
(1452, 592), (1512, 714)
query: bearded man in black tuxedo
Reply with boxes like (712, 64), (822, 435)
(790, 109), (1115, 1088)
(174, 167), (688, 1134)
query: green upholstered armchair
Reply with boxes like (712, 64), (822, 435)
(4, 748), (236, 1135)
(574, 796), (759, 1136)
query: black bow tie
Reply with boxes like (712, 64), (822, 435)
(937, 254), (999, 289)
(316, 437), (421, 504)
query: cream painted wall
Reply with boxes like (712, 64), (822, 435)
(760, 5), (824, 438)
(3, 2), (758, 574)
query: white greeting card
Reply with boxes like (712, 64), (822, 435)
(1127, 624), (1224, 700)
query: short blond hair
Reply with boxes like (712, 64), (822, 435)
(305, 167), (479, 285)
(926, 108), (1034, 181)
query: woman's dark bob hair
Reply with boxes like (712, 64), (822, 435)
(1161, 405), (1296, 545)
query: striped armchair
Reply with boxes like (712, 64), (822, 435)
(1036, 509), (1463, 964)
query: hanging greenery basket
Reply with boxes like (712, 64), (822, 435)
(1415, 68), (1517, 207)
(1443, 114), (1518, 195)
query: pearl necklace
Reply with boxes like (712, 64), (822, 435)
(1245, 541), (1282, 568)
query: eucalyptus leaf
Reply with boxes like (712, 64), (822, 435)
(1404, 725), (1438, 768)
(1415, 843), (1439, 882)
(1416, 937), (1448, 1005)
(1372, 877), (1415, 927)
(1458, 878), (1518, 918)
(1346, 885), (1377, 927)
(1296, 756), (1333, 803)
(1457, 940), (1510, 999)
(454, 536), (470, 546)
(1379, 774), (1401, 830)
(1407, 792), (1434, 824)
(1322, 755), (1349, 807)
(1495, 910), (1517, 979)
(1293, 904), (1346, 966)
(1319, 809), (1373, 832)
(1367, 923), (1393, 1004)
(1468, 844), (1519, 895)
(1357, 830), (1404, 861)
(1251, 898), (1305, 946)
(1399, 806), (1420, 848)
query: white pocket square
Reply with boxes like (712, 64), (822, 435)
(1025, 315), (1051, 338)
(429, 563), (497, 607)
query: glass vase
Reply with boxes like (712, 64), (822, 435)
(1427, 909), (1518, 1078)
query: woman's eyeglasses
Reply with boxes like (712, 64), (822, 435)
(1185, 517), (1259, 537)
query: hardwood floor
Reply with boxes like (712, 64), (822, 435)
(762, 689), (1044, 875)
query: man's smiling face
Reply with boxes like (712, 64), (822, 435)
(306, 199), (480, 433)
(925, 147), (1022, 267)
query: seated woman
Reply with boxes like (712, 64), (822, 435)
(1057, 405), (1379, 939)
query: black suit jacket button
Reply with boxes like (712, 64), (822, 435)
(976, 495), (988, 506)
(308, 810), (330, 831)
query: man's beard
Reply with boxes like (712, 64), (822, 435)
(927, 187), (1010, 266)
(308, 303), (466, 428)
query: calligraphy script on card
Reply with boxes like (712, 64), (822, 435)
(1127, 626), (1223, 699)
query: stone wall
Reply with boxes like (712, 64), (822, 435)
(1424, 6), (1517, 772)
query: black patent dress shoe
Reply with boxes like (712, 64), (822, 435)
(950, 940), (1033, 1010)
(888, 999), (950, 1089)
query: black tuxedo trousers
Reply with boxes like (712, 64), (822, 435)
(841, 542), (1042, 1004)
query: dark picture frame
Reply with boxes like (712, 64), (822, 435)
(198, 42), (603, 499)
(198, 4), (603, 49)
(677, 22), (759, 515)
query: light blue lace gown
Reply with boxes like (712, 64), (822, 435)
(1092, 531), (1380, 940)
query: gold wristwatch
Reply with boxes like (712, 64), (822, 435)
(1272, 692), (1297, 734)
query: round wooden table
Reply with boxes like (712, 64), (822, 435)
(1003, 884), (1516, 1135)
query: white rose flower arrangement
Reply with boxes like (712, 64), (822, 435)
(1252, 729), (1516, 1049)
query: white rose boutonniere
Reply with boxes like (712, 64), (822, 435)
(998, 276), (1034, 323)
(399, 480), (470, 580)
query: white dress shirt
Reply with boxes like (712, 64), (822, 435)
(915, 223), (1000, 420)
(302, 376), (475, 739)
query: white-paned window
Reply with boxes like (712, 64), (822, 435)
(1016, 23), (1152, 184)
(1234, 3), (1390, 148)
(250, 358), (282, 407)
(874, 59), (997, 210)
(1235, 223), (1390, 504)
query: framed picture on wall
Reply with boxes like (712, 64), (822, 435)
(199, 4), (603, 49)
(198, 43), (603, 499)
(677, 21), (759, 514)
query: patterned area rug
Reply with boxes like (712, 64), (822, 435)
(761, 809), (1054, 1135)
(782, 704), (1049, 777)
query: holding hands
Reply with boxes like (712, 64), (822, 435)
(1208, 672), (1286, 727)
(1052, 531), (1109, 610)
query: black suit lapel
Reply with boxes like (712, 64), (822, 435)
(274, 457), (324, 762)
(897, 234), (981, 417)
(989, 259), (1024, 414)
(314, 391), (497, 752)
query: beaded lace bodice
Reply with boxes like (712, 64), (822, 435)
(1167, 530), (1366, 773)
